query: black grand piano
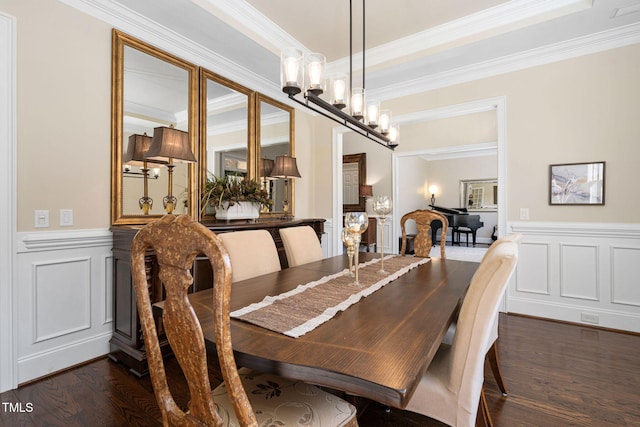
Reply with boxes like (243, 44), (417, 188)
(429, 205), (484, 247)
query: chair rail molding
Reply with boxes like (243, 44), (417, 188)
(507, 221), (640, 333)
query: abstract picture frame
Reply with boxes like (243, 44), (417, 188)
(549, 161), (605, 205)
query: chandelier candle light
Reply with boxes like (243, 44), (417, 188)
(280, 0), (398, 150)
(373, 196), (392, 273)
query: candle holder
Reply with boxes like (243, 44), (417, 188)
(341, 227), (356, 277)
(373, 196), (392, 273)
(344, 212), (369, 285)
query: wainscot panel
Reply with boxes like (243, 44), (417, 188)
(508, 222), (640, 333)
(16, 229), (113, 384)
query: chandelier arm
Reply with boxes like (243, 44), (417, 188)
(288, 93), (393, 149)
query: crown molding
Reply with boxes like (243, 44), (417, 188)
(63, 0), (639, 106)
(419, 142), (498, 161)
(191, 0), (307, 55)
(59, 0), (280, 98)
(369, 22), (640, 101)
(329, 0), (594, 73)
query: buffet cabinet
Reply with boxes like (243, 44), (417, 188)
(109, 218), (325, 377)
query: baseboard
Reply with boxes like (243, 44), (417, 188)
(508, 297), (640, 334)
(17, 331), (111, 385)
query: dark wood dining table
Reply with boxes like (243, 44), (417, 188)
(186, 252), (478, 409)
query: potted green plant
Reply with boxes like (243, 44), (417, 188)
(201, 173), (271, 219)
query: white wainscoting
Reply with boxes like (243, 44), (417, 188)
(508, 222), (640, 333)
(15, 229), (113, 384)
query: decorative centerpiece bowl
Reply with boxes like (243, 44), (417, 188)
(201, 173), (271, 219)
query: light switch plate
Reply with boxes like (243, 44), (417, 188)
(34, 210), (49, 228)
(519, 208), (530, 220)
(60, 209), (73, 226)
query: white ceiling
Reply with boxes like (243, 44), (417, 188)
(80, 0), (640, 101)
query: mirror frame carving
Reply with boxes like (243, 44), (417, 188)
(110, 29), (198, 225)
(256, 93), (295, 217)
(342, 153), (366, 212)
(198, 67), (256, 221)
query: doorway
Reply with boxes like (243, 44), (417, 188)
(332, 96), (507, 256)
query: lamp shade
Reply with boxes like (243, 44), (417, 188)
(260, 158), (275, 178)
(269, 155), (301, 178)
(145, 126), (196, 163)
(123, 134), (167, 166)
(360, 185), (373, 198)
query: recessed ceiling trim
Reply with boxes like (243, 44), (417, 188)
(200, 0), (593, 75)
(370, 22), (640, 102)
(330, 0), (593, 73)
(191, 0), (307, 55)
(613, 3), (640, 18)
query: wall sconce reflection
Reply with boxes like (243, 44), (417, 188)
(123, 165), (161, 179)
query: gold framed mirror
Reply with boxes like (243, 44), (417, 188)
(111, 30), (198, 225)
(256, 93), (295, 216)
(343, 153), (366, 212)
(198, 68), (255, 221)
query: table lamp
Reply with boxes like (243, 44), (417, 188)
(269, 155), (301, 215)
(145, 125), (196, 214)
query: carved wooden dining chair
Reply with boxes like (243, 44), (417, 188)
(442, 234), (523, 396)
(279, 225), (323, 267)
(131, 215), (359, 427)
(400, 209), (448, 258)
(218, 229), (281, 282)
(404, 238), (518, 427)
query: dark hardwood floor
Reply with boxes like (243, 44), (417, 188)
(1, 314), (639, 426)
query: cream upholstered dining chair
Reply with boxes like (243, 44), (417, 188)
(218, 229), (281, 283)
(442, 234), (522, 396)
(400, 209), (448, 258)
(131, 215), (359, 427)
(404, 237), (518, 427)
(279, 225), (323, 267)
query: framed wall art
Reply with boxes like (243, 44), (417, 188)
(549, 161), (605, 205)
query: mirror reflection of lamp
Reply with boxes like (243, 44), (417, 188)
(123, 133), (167, 215)
(360, 184), (373, 211)
(259, 158), (275, 212)
(269, 155), (301, 216)
(145, 125), (196, 214)
(360, 185), (373, 199)
(428, 185), (439, 207)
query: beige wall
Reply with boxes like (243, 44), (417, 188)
(8, 0), (111, 231)
(381, 45), (640, 223)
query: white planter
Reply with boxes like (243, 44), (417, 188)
(215, 201), (260, 220)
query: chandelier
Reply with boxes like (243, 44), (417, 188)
(280, 0), (398, 150)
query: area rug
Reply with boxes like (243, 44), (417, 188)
(429, 245), (488, 262)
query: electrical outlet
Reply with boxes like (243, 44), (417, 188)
(581, 312), (599, 324)
(60, 209), (73, 226)
(519, 208), (530, 220)
(34, 210), (49, 228)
